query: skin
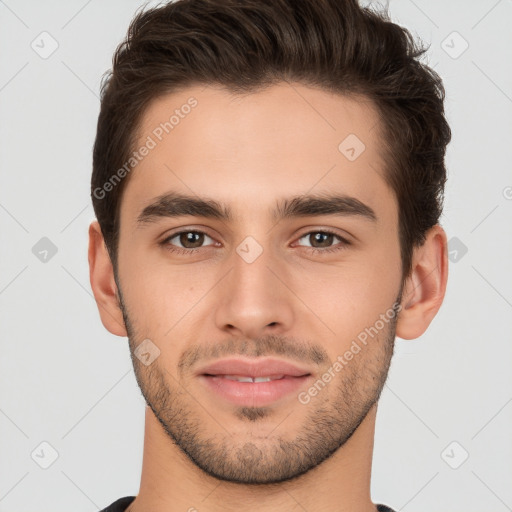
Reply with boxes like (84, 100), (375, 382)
(88, 82), (448, 512)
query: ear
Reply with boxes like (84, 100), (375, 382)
(395, 224), (449, 340)
(88, 220), (127, 337)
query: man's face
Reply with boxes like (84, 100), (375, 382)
(115, 82), (403, 484)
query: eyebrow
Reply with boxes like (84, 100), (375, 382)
(136, 191), (377, 226)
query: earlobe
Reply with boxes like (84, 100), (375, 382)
(395, 224), (449, 340)
(88, 220), (128, 337)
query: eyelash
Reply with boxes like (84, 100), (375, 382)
(159, 229), (351, 256)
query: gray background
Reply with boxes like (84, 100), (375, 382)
(1, 0), (511, 511)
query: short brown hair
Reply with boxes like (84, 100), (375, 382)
(91, 0), (451, 280)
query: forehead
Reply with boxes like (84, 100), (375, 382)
(121, 82), (396, 227)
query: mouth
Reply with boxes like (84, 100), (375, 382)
(196, 357), (313, 407)
(205, 374), (294, 382)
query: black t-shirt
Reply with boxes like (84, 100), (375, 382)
(99, 496), (396, 511)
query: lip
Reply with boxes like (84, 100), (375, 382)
(196, 357), (312, 407)
(196, 357), (311, 379)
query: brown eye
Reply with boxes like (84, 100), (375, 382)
(297, 231), (348, 250)
(309, 232), (335, 248)
(178, 231), (205, 248)
(162, 231), (215, 251)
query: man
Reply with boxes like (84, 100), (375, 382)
(88, 0), (450, 510)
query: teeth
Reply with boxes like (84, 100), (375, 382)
(253, 377), (273, 383)
(223, 375), (254, 382)
(222, 374), (285, 382)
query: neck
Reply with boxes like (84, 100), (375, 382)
(129, 404), (379, 512)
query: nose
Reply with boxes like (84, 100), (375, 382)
(213, 241), (295, 340)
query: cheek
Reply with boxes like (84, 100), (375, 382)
(289, 247), (401, 343)
(293, 274), (382, 342)
(121, 254), (217, 335)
